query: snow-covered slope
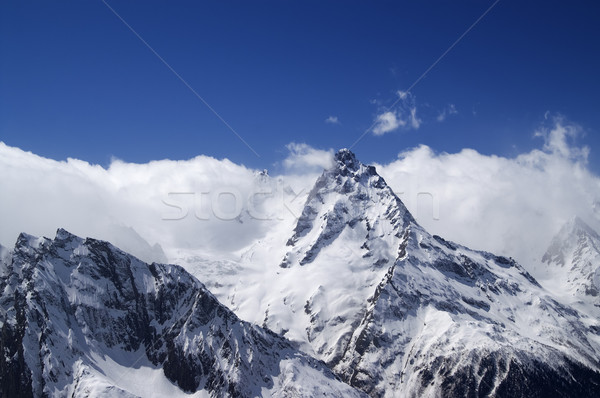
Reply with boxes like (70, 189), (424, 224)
(193, 149), (600, 397)
(536, 217), (600, 313)
(0, 229), (366, 398)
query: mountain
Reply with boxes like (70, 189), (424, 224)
(538, 217), (600, 311)
(197, 149), (600, 397)
(4, 149), (600, 398)
(0, 229), (366, 398)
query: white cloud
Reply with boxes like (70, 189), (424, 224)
(534, 114), (588, 160)
(372, 91), (421, 135)
(0, 143), (299, 258)
(437, 104), (457, 122)
(325, 116), (340, 124)
(409, 107), (421, 129)
(283, 142), (334, 173)
(397, 90), (409, 100)
(373, 111), (404, 135)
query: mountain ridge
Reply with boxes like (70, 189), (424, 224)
(0, 228), (366, 397)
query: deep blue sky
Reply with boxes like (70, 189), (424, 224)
(1, 0), (599, 172)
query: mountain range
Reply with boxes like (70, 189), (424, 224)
(1, 149), (599, 397)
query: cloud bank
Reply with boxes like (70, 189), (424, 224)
(0, 144), (300, 260)
(1, 115), (598, 269)
(376, 115), (599, 265)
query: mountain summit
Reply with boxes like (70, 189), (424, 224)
(334, 148), (361, 171)
(539, 217), (600, 310)
(282, 148), (413, 267)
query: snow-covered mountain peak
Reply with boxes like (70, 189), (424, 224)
(14, 232), (51, 258)
(283, 148), (414, 264)
(53, 227), (86, 249)
(542, 216), (599, 269)
(55, 226), (79, 241)
(539, 216), (600, 305)
(545, 217), (599, 260)
(334, 148), (361, 172)
(15, 228), (83, 253)
(570, 216), (599, 235)
(330, 148), (379, 179)
(215, 152), (600, 397)
(223, 152), (424, 368)
(15, 231), (47, 249)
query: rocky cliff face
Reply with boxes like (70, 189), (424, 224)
(0, 229), (365, 397)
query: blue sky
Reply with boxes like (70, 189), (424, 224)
(1, 0), (599, 173)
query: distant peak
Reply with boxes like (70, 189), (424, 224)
(572, 216), (589, 227)
(16, 232), (38, 246)
(563, 216), (598, 238)
(15, 232), (49, 252)
(543, 216), (600, 265)
(334, 148), (359, 171)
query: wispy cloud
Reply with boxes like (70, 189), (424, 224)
(372, 91), (421, 135)
(325, 116), (340, 125)
(350, 0), (502, 149)
(283, 143), (334, 172)
(534, 113), (588, 160)
(397, 90), (409, 100)
(437, 103), (458, 122)
(373, 111), (404, 135)
(376, 114), (598, 266)
(409, 107), (421, 129)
